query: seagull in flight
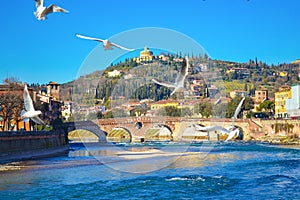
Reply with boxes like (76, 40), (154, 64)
(192, 124), (240, 142)
(231, 97), (246, 128)
(21, 84), (46, 125)
(34, 0), (68, 21)
(193, 97), (245, 141)
(152, 56), (189, 96)
(75, 34), (135, 51)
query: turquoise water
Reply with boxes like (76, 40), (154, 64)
(0, 142), (299, 199)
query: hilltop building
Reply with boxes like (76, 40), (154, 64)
(274, 86), (291, 118)
(133, 46), (154, 63)
(107, 69), (121, 77)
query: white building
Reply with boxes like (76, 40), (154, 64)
(107, 69), (121, 77)
(286, 84), (300, 118)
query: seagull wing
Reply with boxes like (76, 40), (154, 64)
(23, 85), (35, 112)
(181, 56), (189, 77)
(45, 4), (68, 15)
(75, 34), (104, 43)
(175, 56), (189, 84)
(152, 78), (176, 88)
(35, 0), (43, 8)
(225, 129), (238, 141)
(232, 97), (246, 127)
(31, 116), (46, 125)
(195, 125), (230, 134)
(110, 42), (135, 51)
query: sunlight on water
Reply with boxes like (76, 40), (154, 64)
(0, 142), (299, 199)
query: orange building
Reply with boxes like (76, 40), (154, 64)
(0, 82), (32, 131)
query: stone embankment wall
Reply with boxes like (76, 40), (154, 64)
(248, 119), (300, 141)
(0, 130), (68, 156)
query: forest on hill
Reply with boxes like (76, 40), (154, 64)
(60, 55), (300, 105)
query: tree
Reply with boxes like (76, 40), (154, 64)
(0, 92), (23, 131)
(194, 102), (212, 118)
(258, 100), (275, 116)
(226, 96), (253, 119)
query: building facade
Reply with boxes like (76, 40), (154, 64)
(47, 81), (60, 100)
(254, 90), (268, 104)
(133, 46), (154, 63)
(0, 82), (32, 131)
(275, 86), (292, 118)
(286, 84), (300, 118)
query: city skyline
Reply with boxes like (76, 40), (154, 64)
(1, 0), (300, 84)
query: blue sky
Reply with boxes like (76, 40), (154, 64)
(1, 0), (299, 84)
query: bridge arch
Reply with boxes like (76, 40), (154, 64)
(68, 129), (100, 142)
(64, 121), (107, 142)
(145, 124), (173, 142)
(107, 127), (132, 143)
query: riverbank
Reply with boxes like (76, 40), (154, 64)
(0, 130), (69, 164)
(247, 135), (300, 146)
(0, 145), (69, 164)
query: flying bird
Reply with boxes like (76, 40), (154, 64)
(21, 84), (46, 125)
(231, 97), (246, 128)
(75, 34), (135, 51)
(34, 0), (68, 21)
(192, 124), (240, 142)
(152, 56), (189, 96)
(214, 96), (222, 105)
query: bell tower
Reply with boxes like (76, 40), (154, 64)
(47, 81), (60, 100)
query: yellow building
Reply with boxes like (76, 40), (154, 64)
(275, 87), (292, 118)
(150, 99), (179, 110)
(133, 46), (154, 63)
(292, 59), (300, 65)
(279, 71), (288, 77)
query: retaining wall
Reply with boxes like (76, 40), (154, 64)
(0, 130), (69, 159)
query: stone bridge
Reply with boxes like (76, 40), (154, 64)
(63, 117), (255, 143)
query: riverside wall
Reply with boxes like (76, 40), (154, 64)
(0, 130), (69, 161)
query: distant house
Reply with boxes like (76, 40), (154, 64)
(254, 90), (268, 103)
(199, 63), (208, 72)
(61, 101), (73, 121)
(230, 90), (248, 99)
(150, 99), (179, 111)
(107, 69), (121, 77)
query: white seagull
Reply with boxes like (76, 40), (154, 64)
(191, 97), (245, 142)
(34, 0), (68, 21)
(75, 34), (135, 51)
(21, 84), (46, 125)
(231, 97), (246, 128)
(152, 56), (189, 96)
(193, 124), (240, 142)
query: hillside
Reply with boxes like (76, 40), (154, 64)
(59, 56), (300, 103)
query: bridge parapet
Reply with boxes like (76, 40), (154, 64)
(62, 118), (255, 142)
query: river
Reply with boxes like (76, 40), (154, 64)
(0, 141), (299, 199)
